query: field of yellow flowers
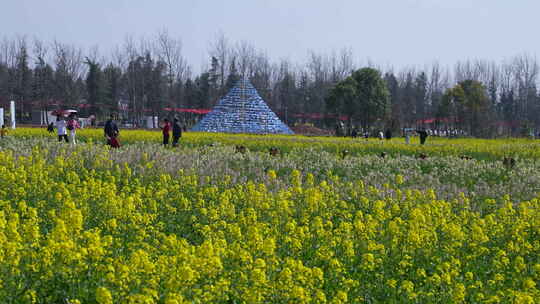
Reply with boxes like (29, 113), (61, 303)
(0, 133), (539, 303)
(9, 127), (540, 160)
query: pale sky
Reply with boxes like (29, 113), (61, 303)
(2, 0), (539, 70)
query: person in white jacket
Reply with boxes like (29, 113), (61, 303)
(55, 115), (68, 143)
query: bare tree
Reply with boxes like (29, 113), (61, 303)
(209, 31), (230, 87)
(329, 47), (355, 83)
(250, 49), (274, 101)
(111, 45), (127, 71)
(86, 45), (106, 66)
(0, 36), (18, 68)
(52, 40), (84, 80)
(235, 40), (257, 78)
(155, 29), (189, 107)
(123, 34), (139, 62)
(307, 50), (329, 84)
(427, 61), (450, 117)
(51, 40), (84, 106)
(512, 53), (538, 123)
(32, 38), (49, 64)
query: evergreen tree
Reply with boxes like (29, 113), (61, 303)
(54, 58), (75, 107)
(208, 56), (221, 105)
(209, 56), (220, 88)
(296, 72), (309, 116)
(500, 89), (516, 134)
(401, 72), (415, 126)
(440, 80), (491, 137)
(85, 58), (105, 117)
(103, 63), (122, 113)
(0, 63), (9, 105)
(32, 57), (54, 122)
(384, 72), (401, 128)
(279, 72), (296, 116)
(414, 72), (428, 124)
(14, 45), (33, 120)
(183, 78), (197, 108)
(196, 72), (211, 109)
(149, 60), (167, 121)
(327, 67), (390, 130)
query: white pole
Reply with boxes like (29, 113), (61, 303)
(0, 108), (4, 127)
(10, 101), (15, 129)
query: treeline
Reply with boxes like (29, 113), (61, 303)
(0, 31), (538, 135)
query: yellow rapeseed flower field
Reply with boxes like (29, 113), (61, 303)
(0, 131), (538, 303)
(10, 127), (540, 160)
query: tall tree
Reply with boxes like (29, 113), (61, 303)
(155, 30), (188, 108)
(85, 58), (105, 116)
(400, 71), (415, 126)
(499, 89), (516, 134)
(352, 67), (390, 128)
(224, 57), (239, 92)
(278, 68), (296, 116)
(327, 67), (390, 129)
(52, 41), (84, 108)
(414, 72), (428, 124)
(32, 57), (54, 122)
(209, 32), (230, 87)
(149, 59), (167, 123)
(183, 78), (197, 108)
(103, 63), (122, 113)
(439, 80), (491, 137)
(326, 76), (356, 124)
(208, 56), (221, 102)
(196, 72), (211, 109)
(384, 72), (401, 128)
(14, 41), (32, 120)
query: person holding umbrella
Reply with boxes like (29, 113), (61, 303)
(67, 113), (80, 145)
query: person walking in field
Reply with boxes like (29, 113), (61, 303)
(351, 128), (358, 138)
(172, 118), (182, 147)
(55, 115), (69, 143)
(67, 113), (80, 145)
(161, 118), (171, 147)
(385, 129), (392, 140)
(104, 114), (120, 148)
(417, 129), (429, 145)
(404, 129), (411, 144)
(47, 122), (54, 133)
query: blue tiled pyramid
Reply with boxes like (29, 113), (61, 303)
(191, 78), (294, 134)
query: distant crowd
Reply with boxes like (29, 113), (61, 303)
(336, 123), (432, 145)
(47, 114), (183, 148)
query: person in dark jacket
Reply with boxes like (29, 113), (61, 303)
(47, 122), (54, 133)
(385, 129), (392, 140)
(104, 114), (120, 148)
(351, 128), (358, 138)
(172, 118), (182, 147)
(417, 129), (429, 145)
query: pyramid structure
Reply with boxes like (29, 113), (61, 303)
(191, 79), (294, 134)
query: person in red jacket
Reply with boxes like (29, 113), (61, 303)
(161, 118), (171, 147)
